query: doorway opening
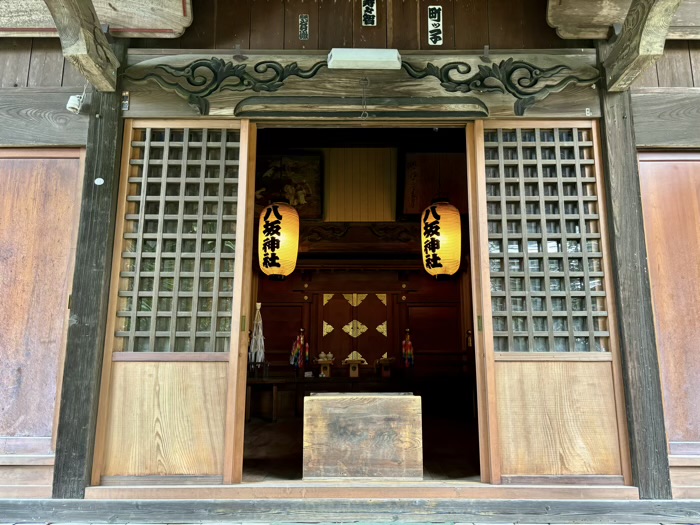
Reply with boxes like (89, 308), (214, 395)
(243, 126), (480, 483)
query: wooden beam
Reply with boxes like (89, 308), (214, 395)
(602, 0), (683, 91)
(51, 40), (128, 499)
(42, 0), (120, 91)
(0, 88), (88, 147)
(598, 76), (672, 499)
(632, 87), (700, 148)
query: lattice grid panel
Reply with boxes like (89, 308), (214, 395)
(114, 127), (241, 352)
(484, 126), (610, 352)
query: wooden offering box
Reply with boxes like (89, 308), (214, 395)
(303, 393), (423, 480)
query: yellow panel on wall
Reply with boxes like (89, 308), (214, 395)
(496, 361), (623, 476)
(101, 362), (227, 477)
(325, 148), (397, 222)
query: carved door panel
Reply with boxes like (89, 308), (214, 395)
(320, 293), (353, 357)
(354, 293), (389, 364)
(320, 293), (389, 364)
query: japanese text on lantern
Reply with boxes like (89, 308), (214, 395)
(423, 205), (442, 269)
(362, 0), (377, 26)
(427, 6), (443, 46)
(262, 204), (282, 268)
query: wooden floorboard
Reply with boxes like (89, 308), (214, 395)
(0, 498), (699, 523)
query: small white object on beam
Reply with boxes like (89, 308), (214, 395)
(327, 48), (402, 70)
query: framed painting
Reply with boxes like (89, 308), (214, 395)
(255, 154), (323, 220)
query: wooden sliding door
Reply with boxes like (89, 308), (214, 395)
(468, 121), (631, 485)
(92, 120), (257, 485)
(0, 149), (84, 497)
(639, 152), (700, 498)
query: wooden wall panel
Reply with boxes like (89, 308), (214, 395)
(216, 0), (251, 48)
(389, 0), (420, 49)
(319, 0), (353, 48)
(632, 88), (700, 149)
(656, 41), (694, 87)
(639, 155), (700, 447)
(496, 361), (623, 476)
(0, 90), (89, 147)
(250, 0), (285, 48)
(0, 153), (83, 438)
(27, 39), (64, 87)
(632, 41), (700, 88)
(487, 0), (523, 49)
(353, 0), (387, 47)
(0, 39), (31, 88)
(179, 0), (217, 48)
(453, 0), (488, 49)
(285, 0), (319, 49)
(407, 306), (460, 353)
(691, 42), (700, 86)
(101, 362), (227, 477)
(325, 148), (397, 222)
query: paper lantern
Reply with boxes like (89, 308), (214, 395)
(421, 201), (461, 276)
(258, 203), (299, 279)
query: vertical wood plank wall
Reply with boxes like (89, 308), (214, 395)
(324, 148), (397, 222)
(639, 153), (700, 499)
(0, 150), (84, 498)
(632, 41), (700, 88)
(128, 0), (586, 50)
(0, 39), (83, 88)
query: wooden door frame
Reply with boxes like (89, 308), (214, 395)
(224, 120), (258, 483)
(241, 120), (497, 484)
(466, 121), (500, 483)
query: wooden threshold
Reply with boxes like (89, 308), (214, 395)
(85, 481), (639, 500)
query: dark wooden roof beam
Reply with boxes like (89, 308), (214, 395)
(42, 0), (120, 91)
(601, 0), (683, 91)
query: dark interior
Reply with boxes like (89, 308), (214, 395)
(243, 127), (480, 482)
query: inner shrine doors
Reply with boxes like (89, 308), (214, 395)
(320, 293), (390, 364)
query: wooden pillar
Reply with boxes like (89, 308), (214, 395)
(598, 53), (672, 499)
(52, 40), (128, 499)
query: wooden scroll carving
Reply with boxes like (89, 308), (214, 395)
(124, 53), (601, 118)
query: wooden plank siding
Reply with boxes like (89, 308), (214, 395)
(0, 38), (83, 88)
(126, 0), (585, 50)
(0, 0), (583, 97)
(632, 40), (700, 87)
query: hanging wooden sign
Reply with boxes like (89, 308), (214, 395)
(299, 14), (310, 41)
(0, 0), (192, 38)
(427, 6), (443, 46)
(361, 0), (378, 27)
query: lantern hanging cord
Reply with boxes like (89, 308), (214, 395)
(359, 77), (370, 119)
